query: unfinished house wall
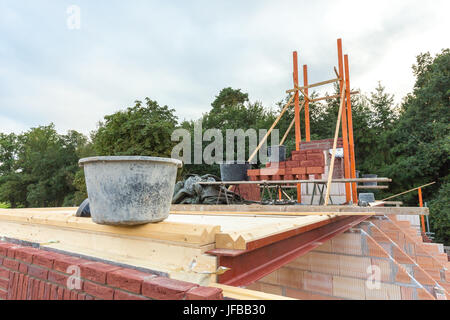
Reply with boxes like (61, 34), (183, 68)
(247, 216), (449, 300)
(0, 241), (223, 300)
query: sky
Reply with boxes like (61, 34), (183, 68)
(0, 0), (449, 135)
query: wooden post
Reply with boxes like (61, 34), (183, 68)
(418, 188), (426, 233)
(324, 82), (346, 206)
(247, 94), (295, 162)
(303, 65), (310, 141)
(344, 54), (358, 203)
(337, 39), (351, 204)
(293, 51), (301, 203)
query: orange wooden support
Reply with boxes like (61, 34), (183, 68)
(303, 65), (311, 141)
(344, 54), (358, 203)
(418, 187), (426, 233)
(337, 39), (351, 203)
(293, 51), (301, 203)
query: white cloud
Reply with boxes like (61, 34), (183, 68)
(0, 0), (448, 135)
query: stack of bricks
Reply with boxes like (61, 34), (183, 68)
(247, 149), (325, 183)
(0, 241), (223, 300)
(247, 138), (344, 183)
(247, 215), (449, 300)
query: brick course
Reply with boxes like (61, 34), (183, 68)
(0, 240), (222, 300)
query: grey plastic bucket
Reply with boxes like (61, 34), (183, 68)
(268, 145), (286, 162)
(219, 161), (251, 181)
(79, 156), (182, 225)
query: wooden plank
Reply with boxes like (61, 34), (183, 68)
(248, 94), (296, 162)
(357, 185), (389, 189)
(0, 220), (218, 285)
(381, 182), (436, 201)
(285, 78), (339, 93)
(197, 178), (391, 185)
(171, 210), (375, 217)
(170, 204), (429, 215)
(310, 90), (359, 103)
(210, 283), (296, 300)
(0, 209), (220, 245)
(324, 82), (347, 206)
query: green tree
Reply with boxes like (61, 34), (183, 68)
(383, 49), (449, 243)
(93, 97), (178, 157)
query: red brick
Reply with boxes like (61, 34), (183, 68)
(0, 288), (7, 300)
(53, 255), (87, 273)
(85, 294), (95, 300)
(77, 293), (86, 300)
(43, 282), (51, 300)
(3, 258), (19, 271)
(300, 160), (315, 167)
(70, 290), (78, 300)
(186, 286), (223, 300)
(80, 262), (121, 284)
(107, 268), (154, 294)
(48, 270), (69, 287)
(38, 280), (45, 300)
(63, 288), (71, 300)
(248, 176), (258, 181)
(307, 153), (324, 161)
(142, 277), (198, 300)
(303, 272), (333, 295)
(306, 167), (324, 174)
(0, 242), (16, 256)
(286, 161), (300, 168)
(32, 279), (40, 300)
(291, 167), (306, 175)
(50, 284), (58, 300)
(259, 168), (285, 176)
(6, 246), (20, 258)
(26, 278), (34, 300)
(247, 169), (260, 176)
(21, 275), (29, 300)
(292, 154), (307, 161)
(0, 267), (9, 279)
(260, 175), (270, 180)
(28, 265), (48, 280)
(114, 290), (149, 300)
(0, 278), (8, 290)
(306, 149), (323, 154)
(57, 286), (64, 300)
(84, 281), (114, 300)
(19, 263), (28, 274)
(17, 273), (24, 300)
(32, 251), (58, 269)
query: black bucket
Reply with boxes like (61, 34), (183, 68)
(219, 161), (251, 181)
(362, 174), (377, 186)
(268, 145), (286, 163)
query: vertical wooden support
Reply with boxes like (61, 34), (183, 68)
(344, 54), (358, 203)
(303, 65), (310, 142)
(337, 39), (351, 203)
(293, 51), (301, 203)
(418, 188), (426, 233)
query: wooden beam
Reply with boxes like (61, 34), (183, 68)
(170, 204), (429, 216)
(344, 54), (358, 204)
(357, 185), (389, 189)
(209, 283), (296, 300)
(324, 81), (346, 206)
(337, 39), (352, 204)
(381, 182), (436, 201)
(197, 178), (392, 185)
(280, 101), (304, 146)
(310, 90), (359, 103)
(0, 209), (219, 245)
(285, 77), (339, 93)
(247, 94), (296, 162)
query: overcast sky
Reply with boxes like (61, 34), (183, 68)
(1, 0), (448, 135)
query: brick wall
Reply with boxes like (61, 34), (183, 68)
(246, 219), (449, 300)
(0, 241), (223, 300)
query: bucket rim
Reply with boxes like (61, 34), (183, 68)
(79, 156), (183, 168)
